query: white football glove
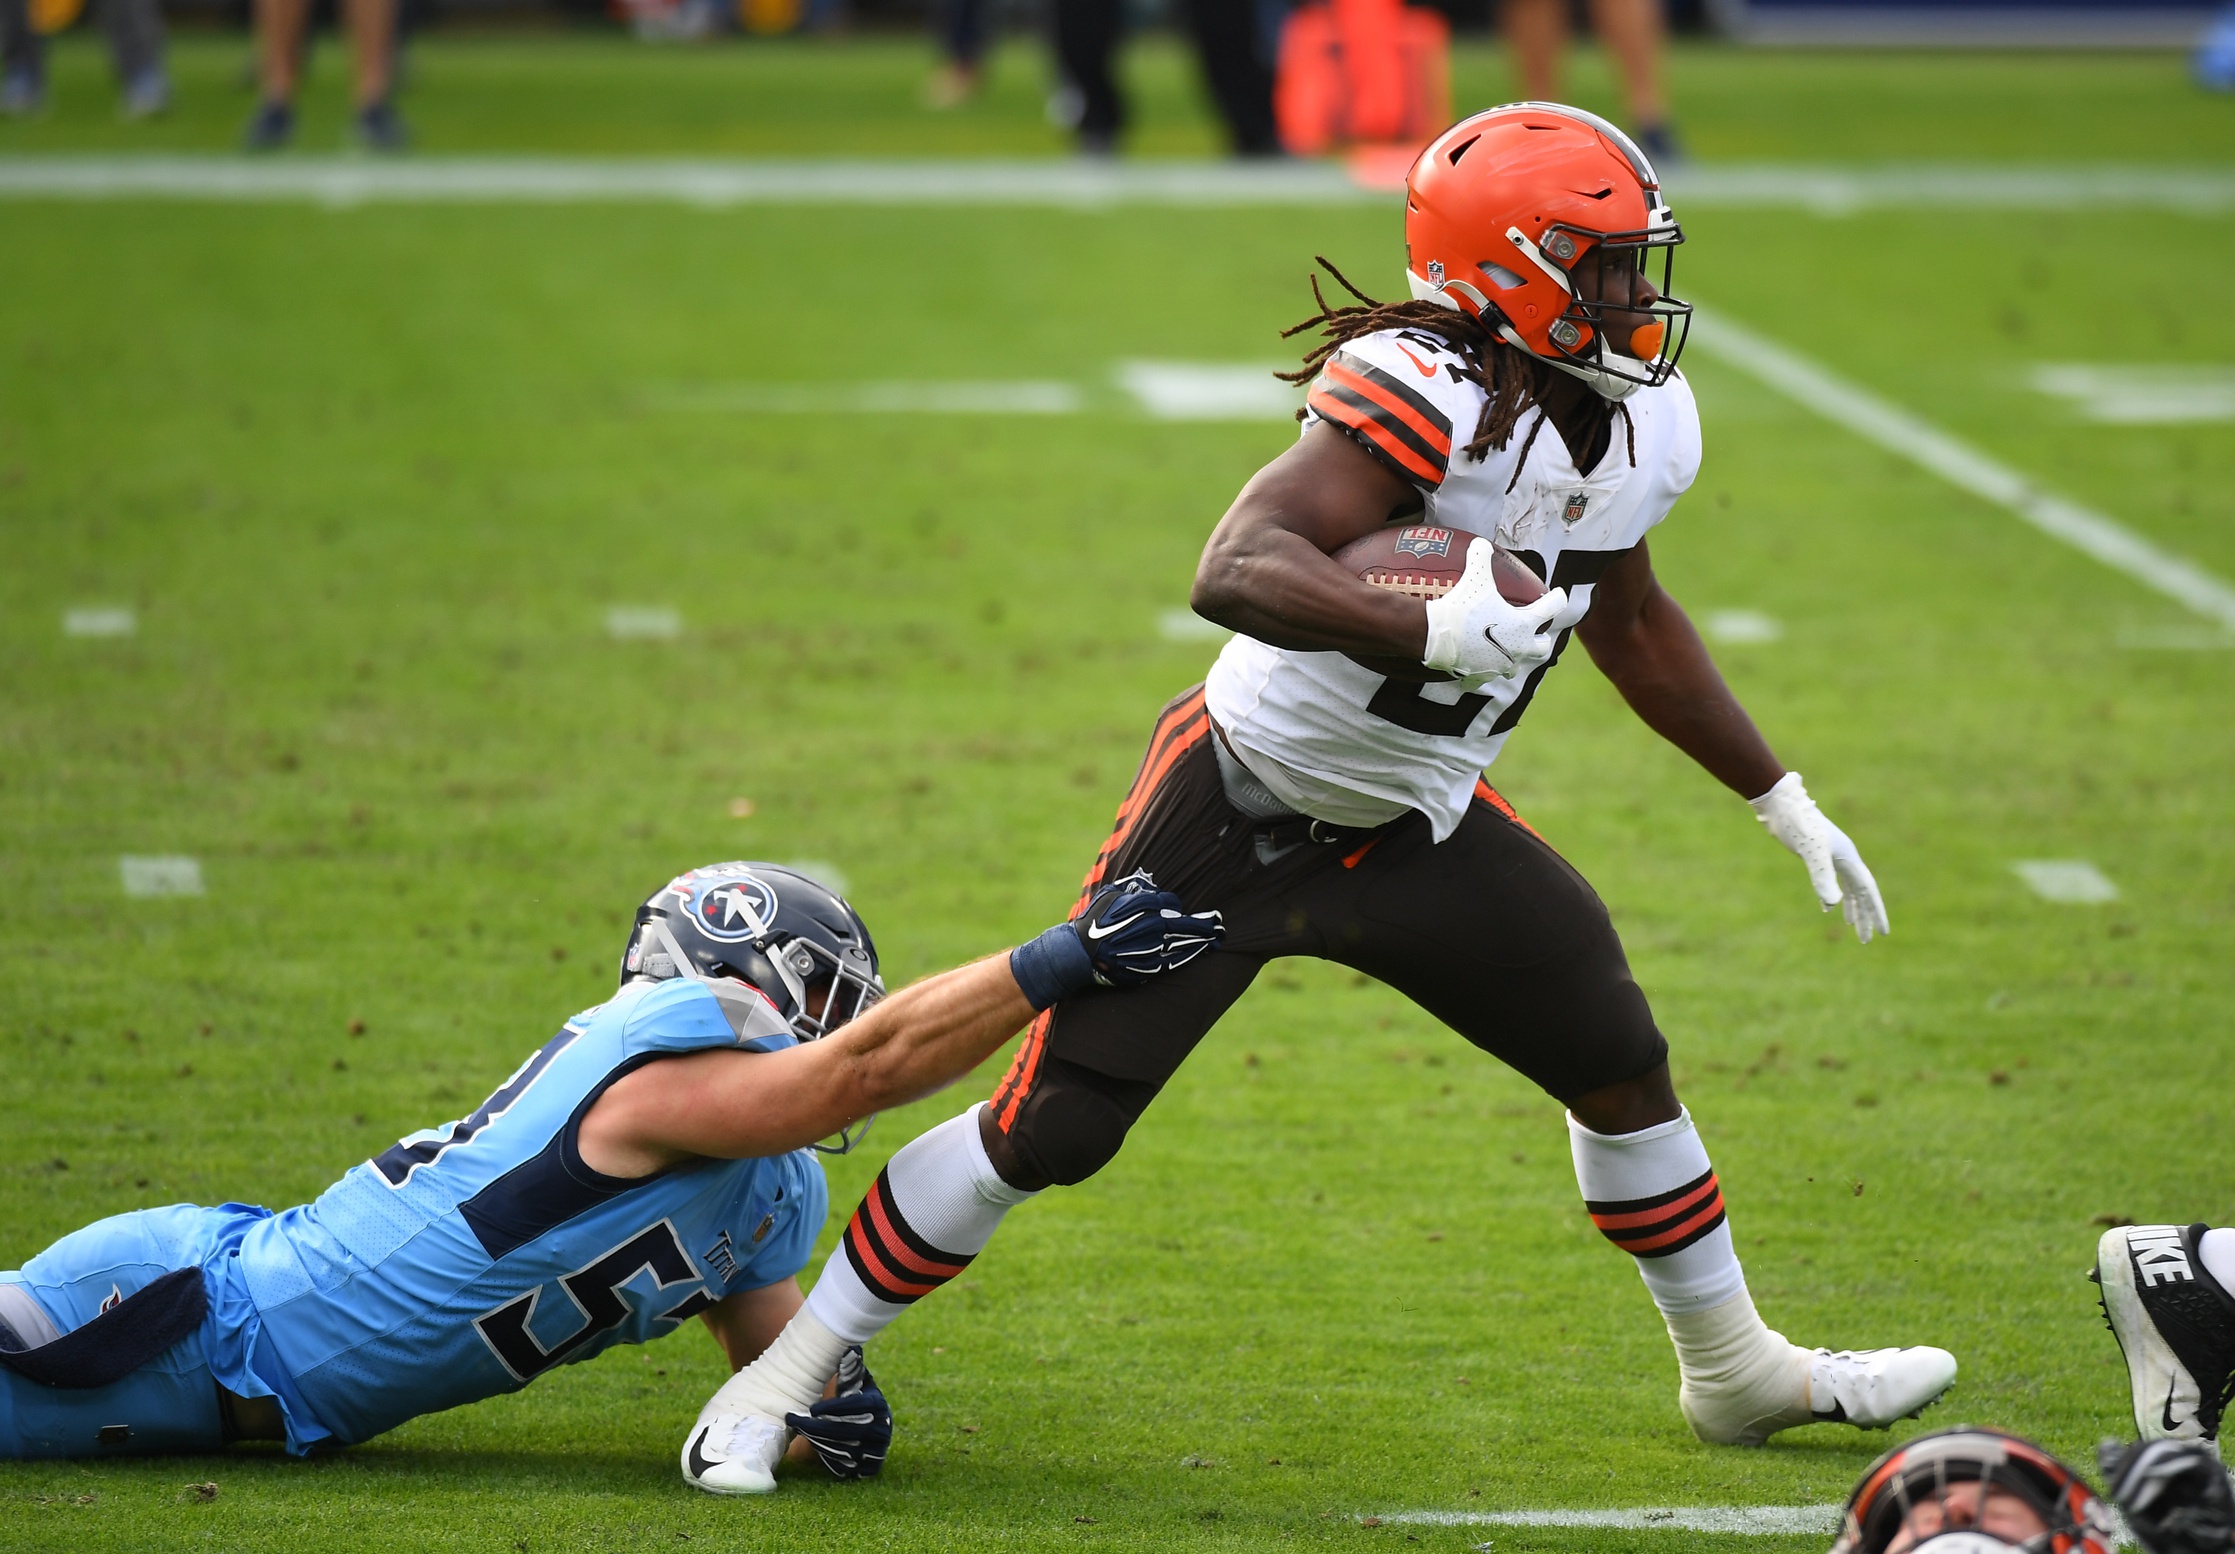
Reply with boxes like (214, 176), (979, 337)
(1420, 538), (1569, 681)
(1748, 771), (1890, 944)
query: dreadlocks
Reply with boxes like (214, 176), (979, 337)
(1278, 256), (1630, 477)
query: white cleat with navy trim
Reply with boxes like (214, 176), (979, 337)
(682, 1411), (789, 1495)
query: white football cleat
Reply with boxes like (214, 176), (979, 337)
(682, 1412), (789, 1496)
(1806, 1346), (1959, 1428)
(2094, 1223), (2235, 1453)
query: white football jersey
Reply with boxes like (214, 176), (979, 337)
(1204, 327), (1703, 842)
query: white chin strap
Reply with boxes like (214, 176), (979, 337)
(1404, 268), (1643, 402)
(1543, 350), (1645, 402)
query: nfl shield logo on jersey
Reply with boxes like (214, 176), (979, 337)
(1395, 527), (1454, 559)
(674, 867), (780, 944)
(1561, 493), (1590, 525)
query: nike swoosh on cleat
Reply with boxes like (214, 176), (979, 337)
(687, 1426), (719, 1481)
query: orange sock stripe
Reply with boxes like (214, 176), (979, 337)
(1585, 1169), (1730, 1259)
(1586, 1173), (1723, 1233)
(1611, 1195), (1728, 1256)
(858, 1177), (974, 1282)
(841, 1216), (946, 1302)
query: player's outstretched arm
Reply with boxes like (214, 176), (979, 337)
(1577, 539), (1889, 943)
(579, 876), (1223, 1173)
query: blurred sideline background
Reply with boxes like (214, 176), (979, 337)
(2, 0), (2231, 153)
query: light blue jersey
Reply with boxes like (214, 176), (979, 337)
(1, 977), (825, 1458)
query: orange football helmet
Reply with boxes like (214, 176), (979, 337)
(1830, 1429), (2118, 1554)
(1403, 101), (1690, 401)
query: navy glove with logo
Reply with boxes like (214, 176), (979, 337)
(2101, 1439), (2235, 1554)
(1007, 870), (1225, 1011)
(786, 1345), (891, 1481)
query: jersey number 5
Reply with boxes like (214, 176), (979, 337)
(475, 1218), (714, 1382)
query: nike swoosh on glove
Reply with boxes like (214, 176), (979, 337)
(1420, 538), (1568, 680)
(1007, 870), (1226, 1010)
(1074, 870), (1225, 986)
(785, 1347), (892, 1481)
(1747, 772), (1890, 944)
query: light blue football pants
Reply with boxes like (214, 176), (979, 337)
(0, 1205), (240, 1459)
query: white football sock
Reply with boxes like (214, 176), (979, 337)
(803, 1103), (1038, 1344)
(1569, 1108), (1806, 1443)
(1663, 1288), (1813, 1446)
(695, 1305), (850, 1426)
(1567, 1109), (1746, 1313)
(2199, 1228), (2235, 1295)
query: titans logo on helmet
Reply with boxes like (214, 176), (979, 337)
(665, 867), (781, 945)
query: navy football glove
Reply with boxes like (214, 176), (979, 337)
(2101, 1439), (2235, 1554)
(785, 1346), (891, 1481)
(1007, 870), (1225, 1011)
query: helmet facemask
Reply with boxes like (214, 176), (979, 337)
(1502, 211), (1691, 402)
(766, 934), (884, 1042)
(1833, 1431), (2116, 1554)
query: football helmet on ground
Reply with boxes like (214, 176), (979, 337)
(621, 862), (886, 1148)
(1831, 1428), (2116, 1554)
(1402, 100), (1691, 401)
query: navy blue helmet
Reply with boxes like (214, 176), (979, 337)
(621, 862), (885, 1046)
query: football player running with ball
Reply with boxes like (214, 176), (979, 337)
(685, 103), (1949, 1494)
(0, 863), (1219, 1464)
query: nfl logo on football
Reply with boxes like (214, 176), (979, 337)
(1394, 527), (1453, 560)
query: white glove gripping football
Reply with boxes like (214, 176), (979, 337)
(1747, 772), (1890, 944)
(1420, 538), (1569, 680)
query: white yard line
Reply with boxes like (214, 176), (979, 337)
(1690, 309), (2235, 634)
(1, 156), (2232, 212)
(2013, 860), (2121, 903)
(0, 155), (1376, 208)
(1372, 1505), (1843, 1534)
(120, 856), (204, 897)
(2030, 364), (2235, 425)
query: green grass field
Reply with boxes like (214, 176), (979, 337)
(3, 33), (2234, 1554)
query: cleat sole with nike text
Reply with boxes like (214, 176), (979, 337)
(2096, 1224), (2235, 1453)
(681, 1412), (788, 1495)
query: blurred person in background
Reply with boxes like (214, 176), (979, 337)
(1501, 0), (1678, 164)
(1050, 0), (1279, 156)
(923, 0), (987, 107)
(243, 0), (405, 151)
(2198, 4), (2235, 91)
(0, 0), (168, 118)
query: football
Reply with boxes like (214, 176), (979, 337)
(1330, 524), (1545, 680)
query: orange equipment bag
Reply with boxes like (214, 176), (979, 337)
(1275, 0), (1451, 157)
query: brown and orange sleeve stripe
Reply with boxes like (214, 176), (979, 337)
(1307, 351), (1454, 488)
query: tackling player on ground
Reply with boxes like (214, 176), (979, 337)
(685, 103), (1950, 1494)
(0, 863), (1219, 1463)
